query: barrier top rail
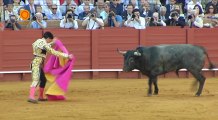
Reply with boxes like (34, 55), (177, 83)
(0, 68), (218, 74)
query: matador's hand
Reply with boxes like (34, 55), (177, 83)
(68, 54), (74, 60)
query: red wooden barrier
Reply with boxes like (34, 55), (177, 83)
(0, 28), (218, 81)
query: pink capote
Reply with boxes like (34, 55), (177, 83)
(44, 39), (75, 100)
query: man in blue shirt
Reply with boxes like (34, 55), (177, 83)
(31, 12), (47, 29)
(108, 10), (123, 27)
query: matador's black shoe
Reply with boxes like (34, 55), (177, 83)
(27, 99), (38, 104)
(38, 98), (48, 101)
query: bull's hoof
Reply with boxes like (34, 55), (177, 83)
(195, 93), (201, 97)
(153, 92), (158, 95)
(147, 93), (152, 97)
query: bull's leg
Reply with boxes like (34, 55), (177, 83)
(147, 77), (153, 96)
(153, 77), (159, 95)
(147, 76), (157, 96)
(190, 71), (206, 96)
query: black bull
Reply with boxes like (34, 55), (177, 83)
(118, 44), (215, 96)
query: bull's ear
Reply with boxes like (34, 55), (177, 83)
(134, 51), (141, 56)
(117, 48), (126, 55)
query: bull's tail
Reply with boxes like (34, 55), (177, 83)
(175, 69), (179, 77)
(204, 50), (216, 69)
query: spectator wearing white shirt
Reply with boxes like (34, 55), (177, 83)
(187, 0), (204, 15)
(82, 9), (104, 30)
(188, 4), (203, 28)
(4, 4), (16, 22)
(60, 9), (78, 29)
(124, 8), (146, 29)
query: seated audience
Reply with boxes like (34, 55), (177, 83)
(149, 12), (166, 26)
(60, 9), (78, 29)
(78, 5), (90, 20)
(166, 10), (186, 28)
(82, 9), (104, 30)
(36, 5), (47, 20)
(124, 8), (146, 29)
(188, 4), (204, 28)
(46, 4), (62, 20)
(203, 4), (218, 28)
(30, 12), (47, 29)
(122, 3), (134, 21)
(5, 15), (21, 30)
(107, 10), (123, 27)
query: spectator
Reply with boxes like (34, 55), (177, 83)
(149, 0), (161, 12)
(203, 4), (218, 28)
(96, 0), (105, 18)
(110, 0), (124, 16)
(78, 5), (90, 20)
(69, 4), (79, 19)
(159, 6), (167, 22)
(5, 15), (21, 30)
(13, 0), (24, 16)
(82, 9), (104, 30)
(77, 0), (94, 14)
(31, 12), (47, 29)
(176, 0), (185, 13)
(149, 12), (166, 26)
(122, 3), (134, 21)
(4, 4), (15, 22)
(60, 9), (78, 29)
(165, 0), (177, 20)
(46, 4), (62, 20)
(188, 4), (203, 28)
(36, 5), (47, 20)
(165, 10), (185, 27)
(42, 0), (54, 17)
(24, 0), (37, 18)
(121, 0), (130, 9)
(25, 0), (46, 5)
(205, 0), (218, 13)
(124, 8), (146, 29)
(100, 2), (110, 21)
(130, 0), (139, 9)
(139, 1), (153, 18)
(59, 0), (78, 16)
(173, 4), (185, 18)
(0, 0), (4, 21)
(107, 9), (123, 27)
(187, 0), (204, 16)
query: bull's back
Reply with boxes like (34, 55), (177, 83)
(140, 44), (206, 73)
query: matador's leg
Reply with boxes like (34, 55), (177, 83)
(28, 57), (43, 103)
(38, 68), (47, 101)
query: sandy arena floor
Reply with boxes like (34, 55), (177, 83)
(0, 78), (218, 120)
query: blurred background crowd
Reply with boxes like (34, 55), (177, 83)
(0, 0), (218, 30)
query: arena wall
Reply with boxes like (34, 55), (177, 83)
(0, 27), (218, 81)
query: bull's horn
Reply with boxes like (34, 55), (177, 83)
(134, 51), (141, 56)
(117, 48), (126, 55)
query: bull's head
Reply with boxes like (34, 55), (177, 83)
(117, 48), (141, 72)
